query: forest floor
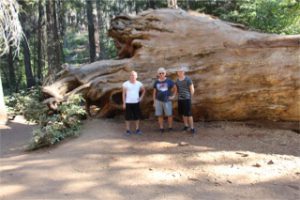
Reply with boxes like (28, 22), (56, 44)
(0, 116), (300, 200)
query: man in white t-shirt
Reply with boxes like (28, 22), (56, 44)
(122, 71), (145, 135)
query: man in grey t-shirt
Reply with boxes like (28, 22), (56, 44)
(175, 65), (195, 134)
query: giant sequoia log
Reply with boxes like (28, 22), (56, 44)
(43, 9), (300, 122)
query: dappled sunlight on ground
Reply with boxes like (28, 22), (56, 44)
(0, 118), (299, 199)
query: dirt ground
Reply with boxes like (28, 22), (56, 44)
(0, 116), (299, 200)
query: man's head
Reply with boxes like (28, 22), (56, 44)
(130, 71), (138, 82)
(176, 64), (188, 77)
(157, 67), (166, 78)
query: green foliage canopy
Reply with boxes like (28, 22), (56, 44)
(219, 0), (300, 34)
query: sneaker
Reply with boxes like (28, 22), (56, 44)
(125, 130), (131, 136)
(135, 129), (143, 135)
(191, 128), (196, 134)
(182, 126), (189, 131)
(168, 128), (173, 132)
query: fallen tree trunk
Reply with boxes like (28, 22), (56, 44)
(43, 9), (300, 122)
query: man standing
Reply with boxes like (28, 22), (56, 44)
(175, 65), (195, 134)
(122, 71), (145, 136)
(153, 67), (176, 133)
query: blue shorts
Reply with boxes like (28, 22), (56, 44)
(155, 100), (172, 116)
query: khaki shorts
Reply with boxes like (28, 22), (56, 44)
(155, 100), (172, 116)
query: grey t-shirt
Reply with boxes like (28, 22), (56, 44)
(176, 76), (193, 100)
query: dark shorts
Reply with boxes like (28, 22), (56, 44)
(178, 99), (192, 117)
(125, 103), (142, 121)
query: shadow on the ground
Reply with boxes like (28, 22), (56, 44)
(0, 120), (36, 157)
(0, 118), (299, 200)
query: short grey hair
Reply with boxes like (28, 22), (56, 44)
(157, 67), (166, 74)
(176, 64), (188, 72)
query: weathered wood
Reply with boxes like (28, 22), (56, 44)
(42, 9), (300, 122)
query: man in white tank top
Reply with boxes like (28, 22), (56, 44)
(122, 71), (145, 135)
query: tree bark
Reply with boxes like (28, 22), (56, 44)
(22, 40), (36, 88)
(0, 76), (7, 125)
(86, 0), (95, 62)
(96, 0), (106, 59)
(42, 9), (300, 122)
(7, 45), (16, 92)
(167, 0), (178, 9)
(93, 1), (100, 60)
(45, 0), (61, 85)
(148, 0), (156, 9)
(57, 0), (65, 63)
(18, 1), (36, 88)
(37, 0), (44, 82)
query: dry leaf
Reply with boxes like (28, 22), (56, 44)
(267, 160), (274, 165)
(253, 163), (261, 167)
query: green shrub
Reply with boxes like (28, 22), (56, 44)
(5, 87), (87, 150)
(28, 94), (86, 150)
(5, 87), (46, 121)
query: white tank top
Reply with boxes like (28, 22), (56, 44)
(122, 80), (143, 103)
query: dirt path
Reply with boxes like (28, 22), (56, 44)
(0, 117), (299, 200)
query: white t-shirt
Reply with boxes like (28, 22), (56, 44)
(122, 80), (143, 103)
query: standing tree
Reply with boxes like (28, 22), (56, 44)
(37, 0), (45, 82)
(148, 0), (157, 9)
(167, 0), (178, 8)
(19, 1), (36, 88)
(45, 0), (61, 85)
(21, 39), (36, 88)
(0, 76), (6, 124)
(86, 0), (100, 62)
(96, 0), (106, 59)
(6, 46), (16, 92)
(0, 0), (23, 124)
(57, 0), (66, 63)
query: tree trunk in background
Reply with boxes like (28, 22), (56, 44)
(135, 0), (140, 14)
(86, 0), (95, 62)
(96, 0), (106, 59)
(22, 40), (36, 88)
(167, 0), (178, 8)
(186, 0), (191, 9)
(22, 40), (35, 88)
(45, 0), (61, 85)
(93, 0), (100, 60)
(57, 0), (65, 63)
(18, 1), (36, 88)
(148, 0), (156, 9)
(37, 0), (44, 82)
(7, 46), (16, 92)
(0, 76), (7, 125)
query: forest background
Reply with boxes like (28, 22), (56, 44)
(1, 0), (299, 95)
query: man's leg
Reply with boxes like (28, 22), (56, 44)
(188, 116), (194, 129)
(168, 116), (173, 129)
(182, 116), (188, 127)
(158, 116), (164, 129)
(155, 100), (164, 132)
(178, 100), (188, 130)
(124, 120), (132, 135)
(135, 120), (143, 134)
(185, 99), (195, 133)
(164, 101), (173, 129)
(135, 120), (140, 130)
(125, 121), (130, 131)
(124, 104), (132, 135)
